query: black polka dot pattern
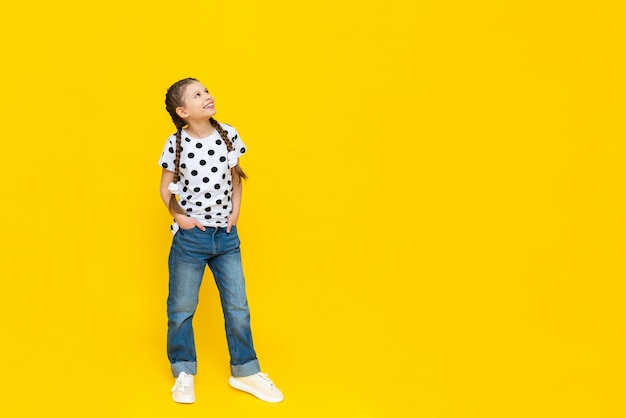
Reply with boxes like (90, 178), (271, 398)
(157, 124), (247, 230)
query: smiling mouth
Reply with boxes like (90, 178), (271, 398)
(204, 103), (214, 109)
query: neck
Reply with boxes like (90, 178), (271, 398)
(185, 120), (215, 139)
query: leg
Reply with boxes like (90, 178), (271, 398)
(208, 227), (260, 377)
(167, 228), (208, 377)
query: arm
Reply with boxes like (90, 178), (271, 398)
(227, 174), (243, 233)
(159, 168), (176, 208)
(159, 168), (205, 231)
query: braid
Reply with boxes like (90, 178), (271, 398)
(168, 126), (185, 215)
(173, 126), (183, 184)
(165, 78), (197, 215)
(210, 117), (235, 152)
(210, 117), (247, 182)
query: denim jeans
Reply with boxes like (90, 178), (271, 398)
(167, 226), (260, 378)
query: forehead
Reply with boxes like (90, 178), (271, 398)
(183, 81), (207, 97)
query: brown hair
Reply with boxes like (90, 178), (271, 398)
(164, 78), (247, 215)
(210, 117), (247, 182)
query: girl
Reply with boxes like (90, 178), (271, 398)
(158, 78), (283, 404)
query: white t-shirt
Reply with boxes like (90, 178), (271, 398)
(158, 123), (247, 232)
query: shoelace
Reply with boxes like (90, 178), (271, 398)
(256, 372), (274, 387)
(172, 373), (193, 392)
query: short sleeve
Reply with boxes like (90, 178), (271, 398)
(158, 134), (177, 172)
(227, 127), (247, 159)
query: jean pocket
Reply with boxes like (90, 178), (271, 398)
(177, 226), (198, 237)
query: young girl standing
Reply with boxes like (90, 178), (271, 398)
(158, 78), (283, 404)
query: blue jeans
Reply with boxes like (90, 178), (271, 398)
(167, 226), (260, 378)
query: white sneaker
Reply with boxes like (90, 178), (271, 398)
(228, 372), (284, 403)
(171, 371), (196, 404)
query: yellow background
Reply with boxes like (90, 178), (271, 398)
(1, 1), (625, 417)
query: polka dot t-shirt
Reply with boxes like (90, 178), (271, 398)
(158, 123), (247, 233)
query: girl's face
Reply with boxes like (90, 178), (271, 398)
(176, 81), (216, 121)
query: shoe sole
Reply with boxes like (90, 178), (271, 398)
(228, 377), (284, 403)
(172, 393), (196, 404)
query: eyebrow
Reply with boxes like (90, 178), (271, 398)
(191, 87), (209, 96)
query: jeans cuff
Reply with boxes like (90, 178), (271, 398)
(230, 359), (261, 377)
(171, 361), (197, 377)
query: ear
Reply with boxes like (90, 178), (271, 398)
(175, 106), (188, 119)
